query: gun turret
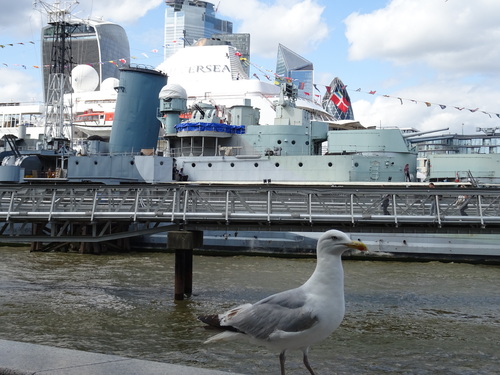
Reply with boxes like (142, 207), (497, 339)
(402, 127), (449, 139)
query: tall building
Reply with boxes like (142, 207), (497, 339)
(164, 0), (233, 60)
(276, 44), (314, 100)
(41, 19), (130, 97)
(322, 77), (354, 121)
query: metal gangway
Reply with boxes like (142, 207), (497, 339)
(0, 183), (499, 243)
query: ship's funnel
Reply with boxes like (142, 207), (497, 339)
(109, 66), (167, 154)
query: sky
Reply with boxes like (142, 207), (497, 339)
(1, 0), (500, 134)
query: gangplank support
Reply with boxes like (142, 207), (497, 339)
(29, 221), (132, 253)
(167, 230), (203, 301)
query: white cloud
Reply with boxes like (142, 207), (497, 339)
(0, 69), (42, 103)
(76, 0), (164, 24)
(352, 81), (500, 134)
(218, 0), (329, 59)
(0, 0), (163, 40)
(0, 0), (43, 38)
(344, 0), (500, 134)
(345, 0), (500, 75)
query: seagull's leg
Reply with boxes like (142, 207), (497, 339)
(302, 347), (316, 375)
(279, 350), (286, 375)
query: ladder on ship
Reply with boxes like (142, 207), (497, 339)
(2, 135), (21, 158)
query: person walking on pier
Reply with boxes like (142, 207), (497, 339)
(428, 182), (439, 216)
(381, 194), (390, 215)
(454, 185), (470, 216)
(404, 163), (411, 182)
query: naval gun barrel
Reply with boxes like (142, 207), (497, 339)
(402, 127), (449, 139)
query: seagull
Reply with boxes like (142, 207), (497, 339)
(199, 229), (367, 375)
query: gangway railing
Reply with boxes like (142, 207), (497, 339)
(0, 184), (499, 241)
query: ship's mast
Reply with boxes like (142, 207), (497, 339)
(34, 0), (79, 149)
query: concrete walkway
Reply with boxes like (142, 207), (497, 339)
(0, 339), (244, 375)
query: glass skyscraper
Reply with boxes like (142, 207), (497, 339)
(322, 77), (355, 121)
(164, 0), (233, 60)
(41, 19), (130, 97)
(276, 44), (313, 100)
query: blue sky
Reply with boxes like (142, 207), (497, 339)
(1, 0), (500, 134)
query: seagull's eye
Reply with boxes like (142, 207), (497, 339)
(331, 236), (338, 240)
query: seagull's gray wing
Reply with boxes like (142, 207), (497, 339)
(229, 288), (319, 340)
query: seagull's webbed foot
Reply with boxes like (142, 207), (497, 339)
(303, 348), (316, 375)
(279, 351), (286, 375)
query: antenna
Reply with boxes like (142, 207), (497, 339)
(34, 0), (79, 148)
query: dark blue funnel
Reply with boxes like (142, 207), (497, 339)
(109, 66), (167, 154)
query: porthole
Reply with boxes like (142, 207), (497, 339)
(191, 163), (196, 168)
(328, 162), (333, 167)
(230, 163), (235, 167)
(277, 140), (282, 144)
(254, 163), (259, 167)
(94, 161), (98, 165)
(291, 140), (296, 145)
(298, 162), (303, 167)
(159, 161), (163, 166)
(305, 141), (309, 145)
(275, 163), (280, 167)
(354, 162), (359, 167)
(208, 163), (212, 167)
(130, 160), (135, 165)
(75, 161), (79, 165)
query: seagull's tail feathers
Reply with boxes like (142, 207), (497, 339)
(204, 330), (242, 344)
(198, 314), (222, 328)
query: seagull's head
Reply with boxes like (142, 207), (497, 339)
(317, 229), (367, 256)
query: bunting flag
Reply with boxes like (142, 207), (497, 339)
(1, 41), (499, 121)
(350, 87), (500, 120)
(329, 91), (350, 113)
(240, 50), (499, 120)
(0, 40), (35, 48)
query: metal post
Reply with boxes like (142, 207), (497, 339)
(167, 230), (203, 301)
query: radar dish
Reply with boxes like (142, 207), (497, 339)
(101, 77), (120, 91)
(71, 65), (99, 92)
(159, 83), (187, 99)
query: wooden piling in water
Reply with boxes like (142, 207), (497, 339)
(167, 230), (203, 301)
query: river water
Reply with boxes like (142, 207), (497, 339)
(0, 247), (499, 374)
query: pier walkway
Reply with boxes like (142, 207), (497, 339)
(0, 339), (242, 375)
(0, 183), (499, 245)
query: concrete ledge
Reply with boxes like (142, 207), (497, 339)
(0, 339), (243, 375)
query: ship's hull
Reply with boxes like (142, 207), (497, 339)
(136, 229), (500, 263)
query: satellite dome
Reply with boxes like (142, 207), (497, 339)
(71, 65), (99, 92)
(101, 77), (120, 91)
(159, 83), (187, 100)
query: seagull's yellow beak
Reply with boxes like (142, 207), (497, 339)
(346, 240), (367, 252)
